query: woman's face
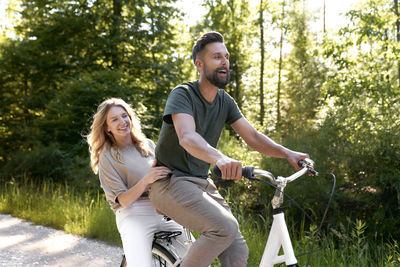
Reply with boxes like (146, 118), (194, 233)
(106, 106), (131, 140)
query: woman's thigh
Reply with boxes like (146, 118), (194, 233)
(116, 200), (159, 267)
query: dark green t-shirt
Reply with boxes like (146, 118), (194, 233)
(155, 81), (242, 178)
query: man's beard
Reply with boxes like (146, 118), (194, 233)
(205, 66), (230, 88)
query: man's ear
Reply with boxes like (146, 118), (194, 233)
(194, 58), (203, 71)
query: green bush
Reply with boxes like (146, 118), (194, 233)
(1, 142), (99, 193)
(1, 143), (68, 182)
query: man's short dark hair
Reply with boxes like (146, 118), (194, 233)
(192, 32), (224, 64)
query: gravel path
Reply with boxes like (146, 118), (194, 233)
(0, 214), (123, 267)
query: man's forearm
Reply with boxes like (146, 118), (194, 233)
(248, 132), (291, 158)
(248, 132), (309, 169)
(178, 131), (224, 164)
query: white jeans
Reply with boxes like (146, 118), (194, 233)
(115, 198), (185, 267)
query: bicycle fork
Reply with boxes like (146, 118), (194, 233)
(259, 180), (299, 267)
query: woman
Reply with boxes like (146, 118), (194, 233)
(86, 98), (185, 266)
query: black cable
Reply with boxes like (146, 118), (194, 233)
(249, 176), (315, 222)
(305, 172), (336, 267)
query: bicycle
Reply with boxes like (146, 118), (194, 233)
(213, 158), (335, 267)
(120, 217), (194, 267)
(121, 158), (334, 267)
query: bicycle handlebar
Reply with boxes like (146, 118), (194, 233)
(212, 158), (318, 185)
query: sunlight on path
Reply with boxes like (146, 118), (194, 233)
(0, 214), (123, 267)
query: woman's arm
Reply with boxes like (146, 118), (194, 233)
(116, 160), (170, 208)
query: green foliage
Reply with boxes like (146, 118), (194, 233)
(40, 70), (132, 152)
(1, 0), (400, 257)
(213, 129), (267, 216)
(0, 0), (185, 183)
(315, 0), (400, 240)
(281, 0), (326, 132)
(1, 143), (67, 182)
(194, 0), (255, 110)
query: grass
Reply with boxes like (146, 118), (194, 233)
(1, 177), (399, 266)
(0, 177), (120, 245)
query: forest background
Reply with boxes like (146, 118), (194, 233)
(0, 0), (399, 265)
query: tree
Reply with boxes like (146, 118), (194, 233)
(281, 0), (325, 133)
(320, 0), (400, 239)
(394, 0), (400, 86)
(276, 0), (286, 131)
(195, 0), (254, 110)
(259, 0), (265, 125)
(0, 0), (185, 185)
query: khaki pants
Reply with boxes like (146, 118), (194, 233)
(149, 176), (248, 267)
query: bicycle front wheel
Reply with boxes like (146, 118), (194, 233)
(120, 242), (177, 267)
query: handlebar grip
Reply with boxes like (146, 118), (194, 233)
(212, 165), (254, 179)
(212, 165), (222, 178)
(297, 159), (318, 176)
(297, 160), (306, 168)
(242, 166), (254, 179)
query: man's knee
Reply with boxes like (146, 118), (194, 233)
(221, 217), (239, 239)
(219, 238), (249, 267)
(206, 215), (239, 245)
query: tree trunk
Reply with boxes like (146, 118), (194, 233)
(229, 1), (242, 110)
(234, 64), (242, 110)
(323, 0), (326, 33)
(111, 0), (122, 68)
(276, 0), (285, 131)
(259, 0), (265, 125)
(394, 0), (400, 86)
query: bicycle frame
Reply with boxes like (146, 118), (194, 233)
(171, 227), (194, 267)
(260, 212), (297, 267)
(248, 161), (314, 267)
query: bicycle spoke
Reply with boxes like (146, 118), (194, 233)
(152, 254), (168, 267)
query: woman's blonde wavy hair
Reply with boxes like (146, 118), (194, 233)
(86, 98), (153, 174)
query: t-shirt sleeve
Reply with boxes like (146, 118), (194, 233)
(225, 91), (243, 125)
(163, 87), (193, 124)
(98, 151), (127, 204)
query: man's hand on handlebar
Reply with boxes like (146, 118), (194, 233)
(286, 150), (310, 171)
(298, 158), (318, 176)
(215, 157), (242, 182)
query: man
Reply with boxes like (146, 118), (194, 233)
(150, 32), (309, 267)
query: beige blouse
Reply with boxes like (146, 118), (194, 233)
(98, 140), (155, 212)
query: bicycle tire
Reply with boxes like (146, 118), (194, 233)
(152, 242), (177, 266)
(120, 242), (177, 267)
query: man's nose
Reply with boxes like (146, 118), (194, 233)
(222, 57), (228, 66)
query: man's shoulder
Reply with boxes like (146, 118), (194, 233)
(167, 81), (199, 103)
(217, 88), (232, 97)
(172, 81), (198, 93)
(217, 89), (236, 105)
